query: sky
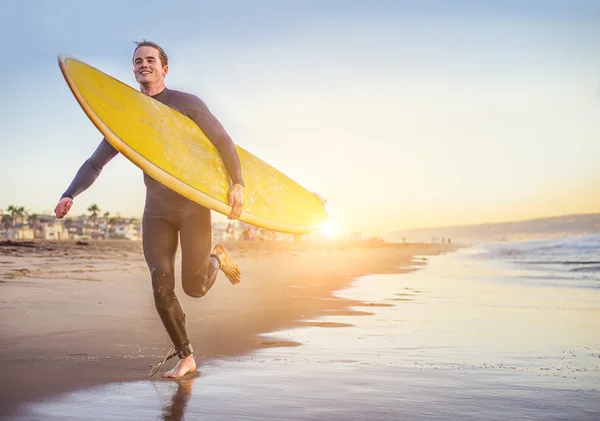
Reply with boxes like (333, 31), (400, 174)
(1, 0), (599, 235)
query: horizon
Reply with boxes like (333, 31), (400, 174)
(1, 1), (599, 236)
(2, 204), (598, 237)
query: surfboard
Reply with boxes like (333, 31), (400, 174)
(57, 55), (328, 234)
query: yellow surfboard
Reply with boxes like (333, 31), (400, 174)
(58, 55), (328, 234)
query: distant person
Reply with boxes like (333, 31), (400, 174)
(53, 40), (244, 379)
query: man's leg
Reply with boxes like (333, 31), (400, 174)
(180, 207), (241, 297)
(179, 207), (219, 297)
(142, 212), (194, 377)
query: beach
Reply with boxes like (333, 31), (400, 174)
(2, 2), (598, 419)
(1, 237), (598, 420)
(0, 238), (456, 418)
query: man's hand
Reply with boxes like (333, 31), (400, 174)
(227, 183), (244, 220)
(54, 197), (73, 219)
(313, 193), (327, 206)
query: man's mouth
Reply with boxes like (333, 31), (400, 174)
(140, 70), (151, 75)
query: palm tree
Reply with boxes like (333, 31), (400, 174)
(1, 214), (11, 229)
(6, 205), (26, 226)
(87, 204), (102, 236)
(7, 205), (17, 226)
(88, 204), (101, 226)
(29, 213), (39, 229)
(16, 207), (26, 226)
(100, 211), (111, 238)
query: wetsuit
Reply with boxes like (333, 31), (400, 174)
(62, 88), (244, 357)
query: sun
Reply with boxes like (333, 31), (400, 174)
(318, 218), (343, 239)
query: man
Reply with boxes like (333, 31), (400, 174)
(54, 40), (244, 379)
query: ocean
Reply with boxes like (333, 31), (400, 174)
(466, 234), (600, 290)
(11, 236), (600, 421)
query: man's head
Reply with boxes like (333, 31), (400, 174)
(133, 40), (168, 88)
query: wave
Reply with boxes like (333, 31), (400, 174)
(569, 265), (600, 273)
(470, 234), (600, 288)
(518, 261), (600, 265)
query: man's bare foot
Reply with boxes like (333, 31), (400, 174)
(212, 244), (241, 285)
(162, 354), (197, 379)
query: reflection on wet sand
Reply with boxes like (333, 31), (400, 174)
(159, 379), (194, 421)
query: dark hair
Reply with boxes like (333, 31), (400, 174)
(133, 39), (168, 67)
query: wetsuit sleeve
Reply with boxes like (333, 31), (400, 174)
(61, 138), (119, 199)
(186, 99), (244, 187)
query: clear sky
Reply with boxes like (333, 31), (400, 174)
(1, 0), (599, 235)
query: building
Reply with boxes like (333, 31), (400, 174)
(0, 227), (35, 240)
(111, 222), (140, 240)
(37, 222), (69, 240)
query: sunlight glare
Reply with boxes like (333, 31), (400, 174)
(318, 218), (343, 239)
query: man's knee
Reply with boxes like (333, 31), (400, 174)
(151, 270), (175, 309)
(182, 270), (211, 298)
(183, 281), (207, 298)
(182, 256), (220, 299)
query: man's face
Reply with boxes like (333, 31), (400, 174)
(133, 46), (167, 86)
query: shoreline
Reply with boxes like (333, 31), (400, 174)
(0, 239), (461, 418)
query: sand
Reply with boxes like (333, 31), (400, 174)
(0, 238), (457, 418)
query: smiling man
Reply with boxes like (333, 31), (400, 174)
(54, 40), (245, 379)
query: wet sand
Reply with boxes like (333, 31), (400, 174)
(0, 239), (456, 418)
(6, 245), (598, 420)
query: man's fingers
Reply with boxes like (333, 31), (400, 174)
(54, 199), (72, 219)
(227, 185), (244, 219)
(230, 199), (242, 220)
(228, 204), (237, 220)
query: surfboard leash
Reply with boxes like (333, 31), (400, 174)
(149, 345), (177, 377)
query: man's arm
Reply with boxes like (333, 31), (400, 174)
(61, 138), (119, 199)
(186, 99), (244, 187)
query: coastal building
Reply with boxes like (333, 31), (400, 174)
(0, 227), (35, 240)
(37, 222), (69, 240)
(0, 210), (298, 243)
(110, 222), (140, 241)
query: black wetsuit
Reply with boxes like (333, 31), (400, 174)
(62, 88), (244, 356)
